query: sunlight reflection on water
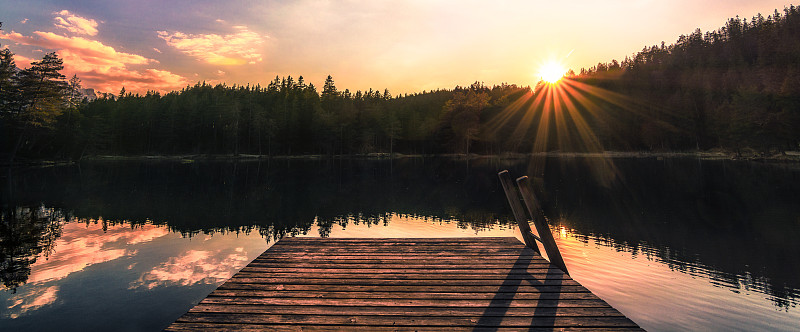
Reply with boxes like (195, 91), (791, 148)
(293, 213), (800, 331)
(2, 213), (799, 331)
(551, 222), (800, 331)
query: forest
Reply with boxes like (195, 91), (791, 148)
(1, 6), (800, 162)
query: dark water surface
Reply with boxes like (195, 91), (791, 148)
(1, 157), (799, 331)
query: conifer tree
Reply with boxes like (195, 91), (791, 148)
(0, 22), (18, 115)
(0, 48), (16, 113)
(322, 75), (337, 99)
(8, 52), (68, 163)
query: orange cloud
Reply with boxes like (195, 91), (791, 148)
(0, 30), (187, 93)
(26, 222), (169, 284)
(53, 10), (99, 36)
(4, 286), (59, 319)
(79, 68), (188, 93)
(0, 30), (33, 44)
(157, 26), (265, 65)
(1, 221), (171, 318)
(21, 31), (151, 69)
(13, 53), (35, 68)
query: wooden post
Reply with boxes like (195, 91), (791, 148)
(516, 175), (569, 275)
(498, 170), (540, 253)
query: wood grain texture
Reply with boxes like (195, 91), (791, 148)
(165, 237), (641, 331)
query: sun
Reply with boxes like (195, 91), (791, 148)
(538, 61), (567, 84)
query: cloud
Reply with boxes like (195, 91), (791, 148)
(26, 222), (169, 284)
(13, 54), (35, 68)
(0, 221), (173, 318)
(131, 247), (251, 290)
(4, 286), (59, 319)
(152, 47), (161, 53)
(80, 68), (188, 93)
(20, 18), (29, 24)
(0, 30), (150, 70)
(53, 10), (99, 36)
(0, 30), (188, 93)
(28, 32), (151, 69)
(157, 26), (265, 65)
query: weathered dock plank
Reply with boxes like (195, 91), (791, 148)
(165, 237), (640, 331)
(166, 324), (643, 332)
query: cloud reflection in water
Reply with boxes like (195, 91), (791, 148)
(4, 286), (59, 319)
(27, 222), (169, 284)
(2, 221), (169, 319)
(131, 246), (251, 289)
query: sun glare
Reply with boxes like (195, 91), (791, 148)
(539, 62), (567, 84)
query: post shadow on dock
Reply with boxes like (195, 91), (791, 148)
(162, 169), (641, 330)
(475, 252), (564, 330)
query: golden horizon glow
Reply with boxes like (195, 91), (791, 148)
(1, 1), (790, 94)
(538, 61), (567, 84)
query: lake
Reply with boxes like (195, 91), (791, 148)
(1, 157), (799, 331)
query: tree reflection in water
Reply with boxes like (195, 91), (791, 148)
(1, 157), (799, 325)
(0, 206), (65, 292)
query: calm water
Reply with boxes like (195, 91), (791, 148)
(1, 157), (799, 331)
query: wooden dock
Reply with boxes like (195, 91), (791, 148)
(166, 237), (641, 331)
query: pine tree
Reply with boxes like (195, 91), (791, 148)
(0, 48), (16, 113)
(322, 75), (338, 99)
(67, 74), (82, 109)
(8, 52), (68, 163)
(0, 22), (18, 115)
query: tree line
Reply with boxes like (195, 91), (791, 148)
(577, 6), (800, 153)
(3, 6), (800, 162)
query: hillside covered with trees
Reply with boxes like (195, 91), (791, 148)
(577, 6), (800, 153)
(2, 6), (800, 162)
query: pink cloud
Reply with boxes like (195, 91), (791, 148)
(27, 31), (150, 68)
(1, 221), (173, 318)
(26, 222), (169, 284)
(14, 53), (35, 68)
(0, 30), (32, 44)
(0, 30), (188, 93)
(79, 68), (188, 93)
(53, 10), (99, 36)
(157, 26), (265, 65)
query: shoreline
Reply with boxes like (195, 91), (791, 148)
(4, 150), (799, 167)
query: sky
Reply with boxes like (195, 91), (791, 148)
(0, 0), (793, 94)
